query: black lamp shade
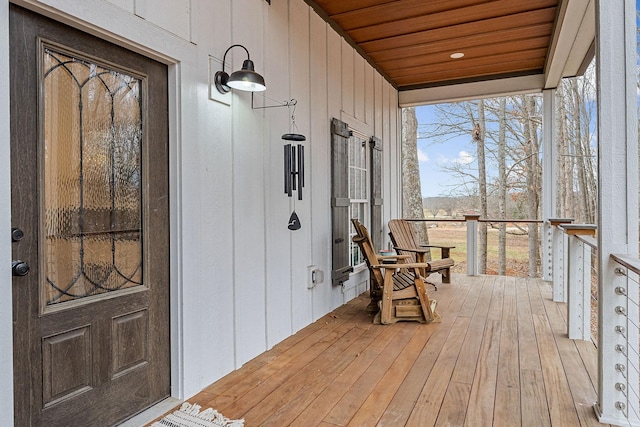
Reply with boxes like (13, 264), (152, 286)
(227, 59), (266, 92)
(215, 45), (267, 94)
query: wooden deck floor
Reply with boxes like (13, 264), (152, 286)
(161, 274), (608, 426)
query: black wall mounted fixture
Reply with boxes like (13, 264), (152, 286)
(214, 44), (266, 94)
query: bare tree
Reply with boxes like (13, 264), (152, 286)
(401, 107), (430, 254)
(555, 66), (597, 224)
(521, 95), (542, 277)
(469, 101), (488, 274)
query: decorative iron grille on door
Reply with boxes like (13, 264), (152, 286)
(43, 46), (143, 305)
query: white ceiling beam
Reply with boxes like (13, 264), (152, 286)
(398, 74), (544, 107)
(544, 0), (595, 88)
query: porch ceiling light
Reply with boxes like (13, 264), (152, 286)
(214, 44), (266, 94)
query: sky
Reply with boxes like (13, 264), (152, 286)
(415, 105), (476, 198)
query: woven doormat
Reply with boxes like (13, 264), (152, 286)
(151, 402), (244, 427)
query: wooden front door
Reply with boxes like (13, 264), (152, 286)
(10, 5), (170, 425)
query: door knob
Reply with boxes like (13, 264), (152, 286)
(12, 260), (30, 276)
(11, 228), (24, 242)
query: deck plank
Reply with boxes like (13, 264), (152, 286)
(434, 381), (472, 426)
(493, 293), (521, 427)
(257, 320), (393, 426)
(218, 307), (372, 419)
(405, 316), (472, 426)
(533, 313), (582, 426)
(515, 276), (542, 371)
(321, 323), (421, 426)
(151, 274), (605, 427)
(345, 322), (437, 426)
(520, 369), (552, 426)
(464, 319), (501, 426)
(205, 301), (362, 402)
(487, 275), (505, 321)
(537, 280), (606, 427)
(458, 276), (485, 317)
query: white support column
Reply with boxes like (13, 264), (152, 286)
(465, 214), (479, 276)
(567, 234), (593, 341)
(595, 0), (640, 424)
(542, 89), (557, 282)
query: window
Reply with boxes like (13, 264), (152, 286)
(348, 132), (369, 268)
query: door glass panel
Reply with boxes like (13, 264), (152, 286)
(43, 47), (143, 305)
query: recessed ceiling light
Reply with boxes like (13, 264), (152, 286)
(450, 52), (465, 59)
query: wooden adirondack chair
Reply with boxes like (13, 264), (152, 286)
(388, 219), (455, 287)
(351, 219), (440, 325)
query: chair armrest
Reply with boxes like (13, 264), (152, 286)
(393, 246), (430, 254)
(376, 254), (411, 261)
(372, 262), (430, 270)
(419, 244), (455, 259)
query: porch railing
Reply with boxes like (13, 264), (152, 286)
(464, 215), (543, 276)
(552, 223), (598, 342)
(606, 254), (640, 425)
(549, 221), (640, 426)
(405, 215), (543, 277)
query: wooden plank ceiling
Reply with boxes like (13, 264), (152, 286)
(304, 0), (560, 91)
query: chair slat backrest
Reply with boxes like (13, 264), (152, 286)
(351, 219), (384, 289)
(388, 219), (422, 263)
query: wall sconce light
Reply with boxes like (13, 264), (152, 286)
(214, 44), (266, 94)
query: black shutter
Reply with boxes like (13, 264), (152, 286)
(331, 118), (353, 286)
(370, 136), (383, 252)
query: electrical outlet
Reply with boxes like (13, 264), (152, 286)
(307, 266), (324, 288)
(307, 265), (316, 289)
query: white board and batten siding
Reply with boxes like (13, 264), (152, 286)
(0, 0), (402, 404)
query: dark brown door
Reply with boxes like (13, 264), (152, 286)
(10, 5), (170, 426)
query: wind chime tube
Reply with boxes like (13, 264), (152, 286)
(298, 144), (304, 200)
(284, 144), (292, 196)
(291, 146), (297, 191)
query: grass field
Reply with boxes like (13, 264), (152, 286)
(421, 222), (537, 277)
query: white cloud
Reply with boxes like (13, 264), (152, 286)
(454, 151), (474, 165)
(417, 148), (429, 162)
(438, 151), (474, 166)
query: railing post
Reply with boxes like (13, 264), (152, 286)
(562, 225), (596, 340)
(464, 214), (480, 276)
(542, 88), (557, 282)
(550, 219), (573, 302)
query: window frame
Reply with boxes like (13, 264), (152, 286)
(348, 130), (371, 273)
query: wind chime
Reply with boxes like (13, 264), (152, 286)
(282, 100), (306, 230)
